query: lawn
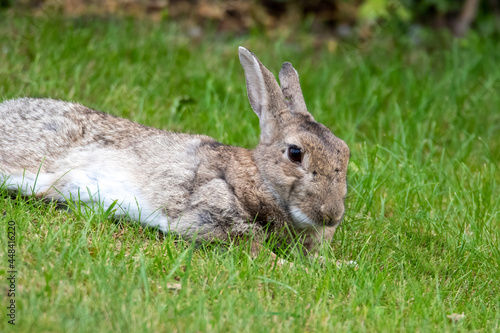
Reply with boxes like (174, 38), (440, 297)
(0, 13), (499, 332)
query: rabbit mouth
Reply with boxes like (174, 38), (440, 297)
(325, 217), (343, 227)
(289, 206), (343, 229)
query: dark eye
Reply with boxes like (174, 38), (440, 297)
(288, 146), (303, 163)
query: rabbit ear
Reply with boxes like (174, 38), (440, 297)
(239, 46), (288, 143)
(279, 62), (311, 117)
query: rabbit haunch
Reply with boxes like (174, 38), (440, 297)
(0, 47), (350, 251)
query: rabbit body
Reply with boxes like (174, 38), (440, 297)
(0, 47), (350, 251)
(0, 98), (279, 240)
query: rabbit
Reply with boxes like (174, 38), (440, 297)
(0, 47), (350, 255)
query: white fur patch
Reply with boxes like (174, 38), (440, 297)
(1, 149), (171, 232)
(289, 206), (315, 229)
(3, 172), (57, 194)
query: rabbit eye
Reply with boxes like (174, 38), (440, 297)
(288, 146), (303, 163)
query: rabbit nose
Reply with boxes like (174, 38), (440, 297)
(321, 205), (344, 224)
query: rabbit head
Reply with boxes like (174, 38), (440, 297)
(239, 47), (350, 231)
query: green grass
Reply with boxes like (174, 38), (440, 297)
(0, 13), (499, 332)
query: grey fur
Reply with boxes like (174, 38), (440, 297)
(279, 62), (308, 114)
(0, 47), (350, 253)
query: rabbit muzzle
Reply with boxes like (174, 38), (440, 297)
(320, 204), (345, 227)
